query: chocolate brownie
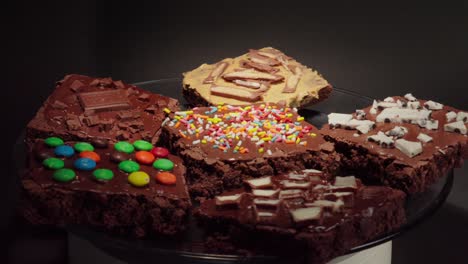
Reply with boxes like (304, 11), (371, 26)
(161, 103), (341, 198)
(20, 137), (191, 237)
(26, 74), (179, 144)
(196, 169), (406, 264)
(321, 94), (468, 193)
(183, 47), (332, 108)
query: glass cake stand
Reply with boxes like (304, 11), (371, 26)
(16, 78), (454, 264)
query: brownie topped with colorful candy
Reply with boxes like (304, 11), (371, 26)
(161, 103), (340, 197)
(196, 169), (406, 264)
(21, 136), (191, 237)
(320, 94), (468, 193)
(26, 74), (179, 144)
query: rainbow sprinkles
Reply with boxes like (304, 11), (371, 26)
(163, 103), (318, 154)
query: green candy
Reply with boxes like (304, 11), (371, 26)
(74, 142), (94, 152)
(43, 158), (65, 170)
(133, 140), (153, 151)
(118, 160), (140, 173)
(114, 141), (135, 154)
(93, 169), (114, 181)
(44, 137), (64, 147)
(53, 168), (76, 182)
(153, 158), (174, 171)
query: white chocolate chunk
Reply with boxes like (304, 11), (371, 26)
(287, 172), (308, 180)
(355, 109), (366, 120)
(252, 189), (279, 198)
(253, 198), (280, 207)
(334, 176), (357, 189)
(377, 101), (399, 108)
(456, 112), (468, 123)
(417, 133), (433, 143)
(290, 207), (322, 223)
(281, 180), (311, 189)
(369, 100), (378, 115)
(395, 139), (423, 158)
(257, 212), (274, 217)
(446, 111), (457, 122)
(245, 176), (272, 189)
(416, 119), (439, 130)
(328, 113), (353, 127)
(305, 200), (344, 212)
(302, 169), (322, 174)
(424, 100), (443, 110)
(367, 131), (395, 148)
(383, 97), (395, 103)
(407, 101), (421, 109)
(404, 93), (417, 101)
(215, 194), (243, 206)
(376, 107), (431, 123)
(444, 121), (467, 135)
(345, 119), (375, 130)
(385, 126), (408, 138)
(356, 124), (373, 134)
(279, 189), (303, 199)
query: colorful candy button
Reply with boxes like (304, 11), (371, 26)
(90, 138), (109, 149)
(110, 151), (129, 163)
(74, 142), (94, 152)
(53, 168), (76, 182)
(93, 169), (114, 182)
(45, 137), (64, 147)
(135, 151), (155, 165)
(74, 158), (96, 171)
(128, 171), (150, 187)
(155, 172), (177, 185)
(114, 141), (135, 154)
(118, 160), (140, 173)
(35, 150), (54, 161)
(153, 158), (174, 171)
(43, 158), (65, 170)
(79, 151), (101, 162)
(133, 140), (153, 151)
(54, 145), (75, 157)
(151, 147), (169, 158)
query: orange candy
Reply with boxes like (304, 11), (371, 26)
(155, 172), (177, 185)
(79, 151), (101, 162)
(135, 151), (155, 165)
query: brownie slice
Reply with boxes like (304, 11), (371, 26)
(183, 47), (332, 108)
(321, 94), (468, 193)
(26, 74), (179, 144)
(196, 169), (406, 264)
(161, 103), (341, 198)
(20, 138), (191, 237)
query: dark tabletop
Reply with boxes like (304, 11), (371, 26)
(5, 1), (468, 263)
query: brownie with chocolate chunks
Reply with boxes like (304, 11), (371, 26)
(160, 103), (341, 198)
(20, 138), (191, 237)
(321, 94), (468, 193)
(183, 47), (332, 108)
(196, 170), (406, 264)
(26, 74), (179, 144)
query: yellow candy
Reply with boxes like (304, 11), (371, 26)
(128, 171), (150, 187)
(297, 116), (305, 121)
(201, 139), (207, 144)
(258, 148), (264, 153)
(163, 108), (171, 114)
(310, 133), (317, 137)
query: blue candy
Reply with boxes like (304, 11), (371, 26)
(74, 158), (96, 171)
(54, 145), (75, 157)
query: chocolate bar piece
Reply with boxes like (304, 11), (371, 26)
(78, 90), (131, 113)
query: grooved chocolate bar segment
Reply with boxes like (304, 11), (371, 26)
(78, 90), (131, 112)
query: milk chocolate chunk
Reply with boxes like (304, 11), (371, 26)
(240, 60), (279, 73)
(210, 85), (262, 102)
(222, 69), (284, 83)
(203, 61), (229, 84)
(282, 67), (302, 93)
(69, 79), (85, 92)
(231, 79), (269, 91)
(78, 90), (131, 113)
(248, 50), (281, 66)
(51, 100), (68, 110)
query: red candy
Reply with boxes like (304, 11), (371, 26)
(151, 147), (169, 158)
(135, 151), (155, 165)
(79, 151), (101, 162)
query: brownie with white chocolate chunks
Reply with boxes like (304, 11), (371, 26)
(183, 47), (332, 108)
(20, 137), (191, 237)
(196, 170), (406, 264)
(321, 94), (468, 193)
(26, 74), (179, 144)
(160, 103), (340, 198)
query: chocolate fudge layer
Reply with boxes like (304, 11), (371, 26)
(26, 74), (179, 144)
(196, 170), (406, 264)
(20, 138), (191, 237)
(183, 47), (332, 108)
(161, 103), (340, 197)
(321, 94), (468, 193)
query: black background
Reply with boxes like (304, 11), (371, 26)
(5, 1), (468, 263)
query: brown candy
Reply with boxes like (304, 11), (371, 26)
(110, 151), (129, 163)
(90, 138), (109, 149)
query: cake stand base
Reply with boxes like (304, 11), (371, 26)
(327, 241), (391, 264)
